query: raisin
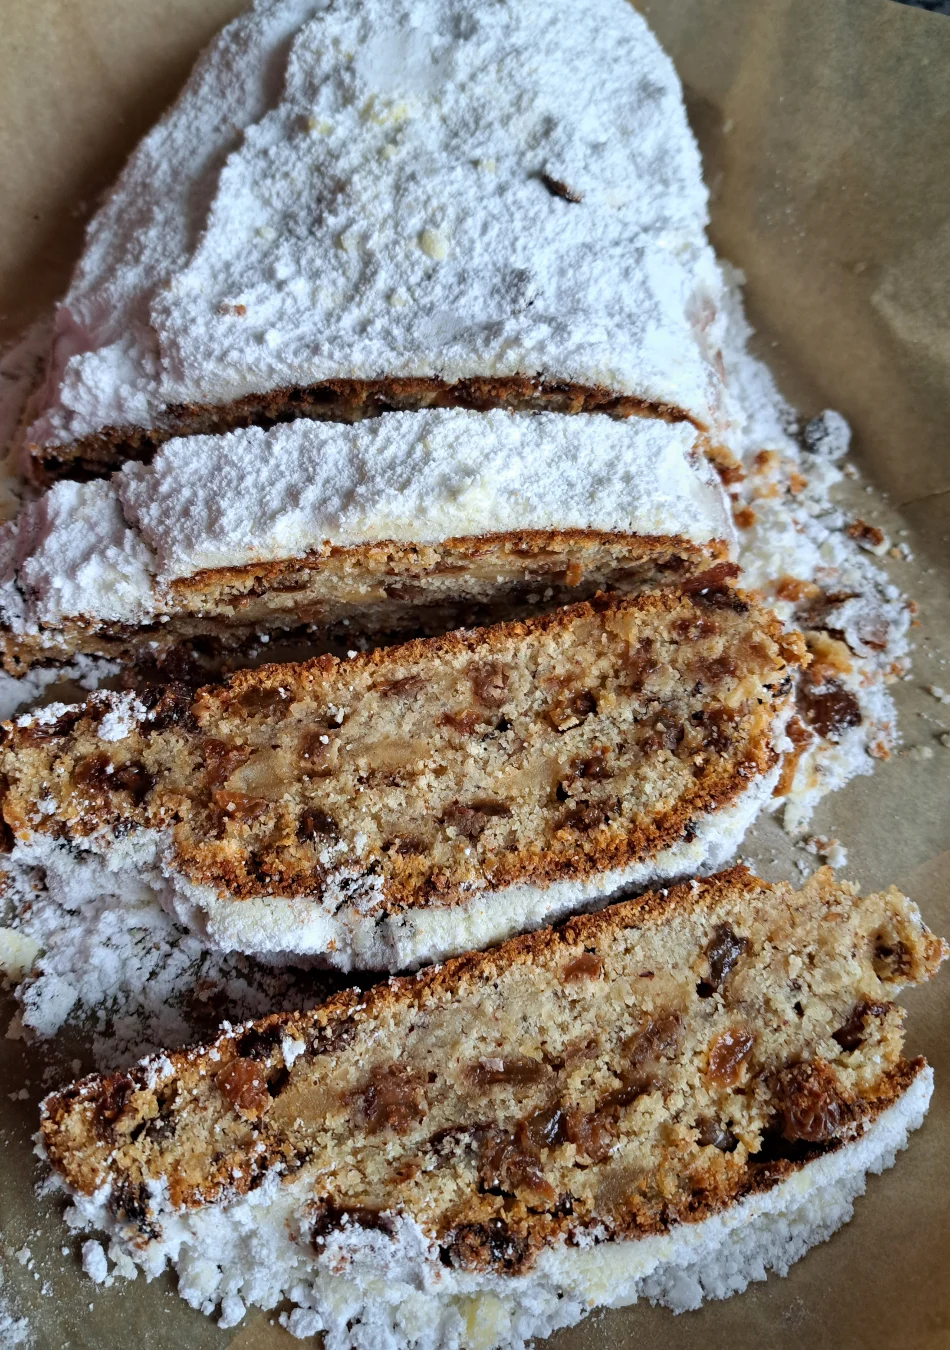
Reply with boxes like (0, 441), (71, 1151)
(73, 752), (114, 793)
(704, 653), (738, 681)
(309, 1202), (393, 1250)
(565, 1106), (616, 1162)
(700, 707), (739, 755)
(873, 939), (911, 980)
(673, 614), (720, 641)
(201, 738), (250, 788)
(469, 662), (508, 707)
(641, 713), (684, 754)
(707, 1028), (754, 1086)
(145, 687), (198, 733)
(298, 808), (338, 842)
(441, 801), (510, 841)
(563, 952), (602, 982)
(479, 1131), (556, 1201)
(570, 748), (611, 781)
(110, 761), (153, 802)
(540, 172), (582, 203)
(16, 707), (83, 744)
(357, 1065), (425, 1133)
(92, 1075), (134, 1140)
(625, 1012), (682, 1068)
(797, 680), (862, 741)
(560, 803), (606, 832)
(832, 1001), (890, 1052)
(215, 1058), (270, 1116)
(696, 1118), (739, 1152)
(624, 638), (659, 693)
(298, 730), (334, 774)
(469, 1056), (547, 1088)
(774, 1060), (852, 1143)
(442, 1220), (529, 1274)
(518, 1105), (569, 1152)
(235, 1024), (284, 1060)
(109, 1179), (158, 1237)
(697, 924), (748, 997)
(681, 562), (742, 592)
(387, 835), (428, 856)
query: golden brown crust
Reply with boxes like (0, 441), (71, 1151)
(30, 375), (704, 479)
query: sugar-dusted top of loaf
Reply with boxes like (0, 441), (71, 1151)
(27, 0), (728, 450)
(1, 409), (733, 630)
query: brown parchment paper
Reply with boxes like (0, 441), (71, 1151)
(0, 1), (948, 1346)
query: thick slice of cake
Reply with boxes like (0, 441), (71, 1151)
(25, 0), (734, 476)
(0, 586), (801, 969)
(39, 868), (945, 1347)
(0, 410), (733, 675)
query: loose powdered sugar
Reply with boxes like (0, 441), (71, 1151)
(26, 0), (732, 452)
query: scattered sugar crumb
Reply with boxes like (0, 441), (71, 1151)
(81, 1240), (109, 1286)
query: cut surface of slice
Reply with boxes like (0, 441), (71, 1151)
(26, 0), (733, 475)
(0, 410), (732, 675)
(0, 587), (801, 968)
(39, 868), (946, 1347)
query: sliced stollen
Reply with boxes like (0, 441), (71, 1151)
(0, 409), (734, 676)
(0, 587), (802, 969)
(39, 868), (946, 1348)
(25, 0), (734, 476)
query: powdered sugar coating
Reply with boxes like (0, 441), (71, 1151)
(1, 409), (732, 632)
(27, 0), (731, 451)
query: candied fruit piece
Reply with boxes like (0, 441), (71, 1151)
(563, 953), (602, 982)
(706, 1028), (754, 1086)
(238, 685), (292, 714)
(357, 1065), (425, 1133)
(215, 1058), (270, 1116)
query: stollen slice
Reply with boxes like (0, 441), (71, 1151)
(0, 410), (732, 676)
(1, 585), (801, 969)
(39, 867), (946, 1347)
